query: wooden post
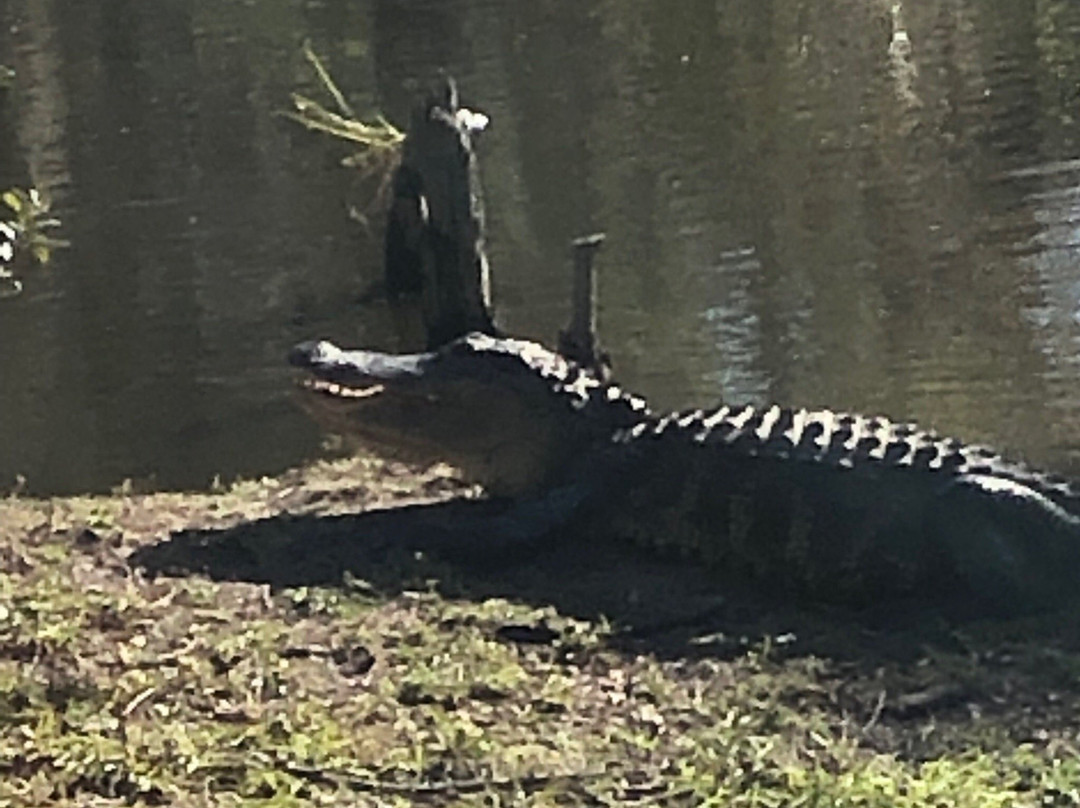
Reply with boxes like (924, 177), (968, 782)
(558, 233), (610, 379)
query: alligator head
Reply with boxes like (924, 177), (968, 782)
(290, 332), (650, 496)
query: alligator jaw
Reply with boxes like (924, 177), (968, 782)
(288, 335), (607, 495)
(288, 338), (431, 450)
(288, 339), (430, 391)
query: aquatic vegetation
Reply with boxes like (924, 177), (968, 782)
(280, 41), (404, 173)
(279, 42), (406, 230)
(0, 187), (69, 299)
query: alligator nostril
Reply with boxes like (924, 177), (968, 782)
(287, 342), (318, 368)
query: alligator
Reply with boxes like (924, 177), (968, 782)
(289, 332), (1080, 613)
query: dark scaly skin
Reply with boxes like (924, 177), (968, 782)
(605, 404), (1080, 608)
(290, 333), (1080, 611)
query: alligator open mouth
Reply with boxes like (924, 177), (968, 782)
(288, 339), (431, 402)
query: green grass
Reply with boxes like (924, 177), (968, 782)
(2, 457), (1080, 805)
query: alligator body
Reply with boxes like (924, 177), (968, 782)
(290, 333), (1080, 612)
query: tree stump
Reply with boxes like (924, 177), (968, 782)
(384, 76), (496, 348)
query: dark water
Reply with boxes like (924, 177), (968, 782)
(4, 0), (1080, 495)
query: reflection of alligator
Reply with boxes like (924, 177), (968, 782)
(290, 332), (1080, 612)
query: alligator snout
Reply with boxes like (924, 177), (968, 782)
(288, 340), (342, 370)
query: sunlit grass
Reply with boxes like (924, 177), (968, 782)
(3, 459), (1080, 805)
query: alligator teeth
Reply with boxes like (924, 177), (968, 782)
(338, 383), (384, 398)
(301, 378), (385, 399)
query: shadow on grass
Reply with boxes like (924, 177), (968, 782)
(130, 498), (731, 647)
(127, 496), (1080, 666)
(127, 496), (1080, 757)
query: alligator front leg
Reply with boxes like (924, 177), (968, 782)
(376, 479), (597, 566)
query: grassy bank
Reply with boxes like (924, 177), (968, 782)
(2, 457), (1080, 806)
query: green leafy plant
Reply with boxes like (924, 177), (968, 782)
(280, 41), (404, 171)
(279, 42), (404, 230)
(1, 186), (69, 298)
